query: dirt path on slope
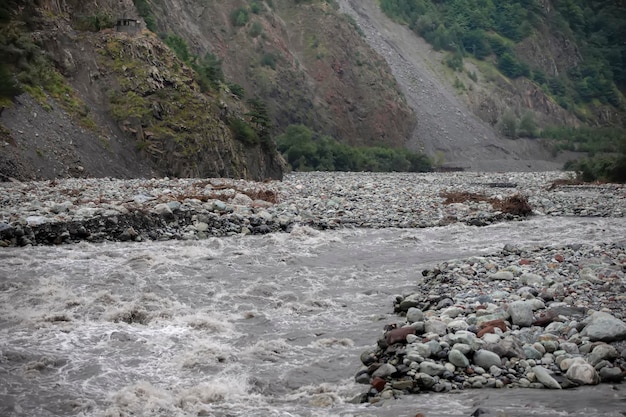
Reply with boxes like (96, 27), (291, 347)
(337, 0), (565, 171)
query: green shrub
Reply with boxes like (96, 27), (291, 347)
(250, 1), (262, 14)
(163, 33), (191, 63)
(518, 112), (538, 138)
(228, 82), (245, 98)
(133, 0), (156, 32)
(444, 51), (463, 72)
(248, 21), (263, 38)
(193, 53), (224, 91)
(276, 124), (432, 172)
(0, 63), (21, 100)
(499, 111), (518, 138)
(74, 12), (115, 32)
(260, 52), (277, 69)
(229, 117), (258, 145)
(230, 7), (249, 27)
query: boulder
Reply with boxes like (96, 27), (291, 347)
(508, 301), (533, 327)
(473, 349), (502, 369)
(449, 349), (470, 368)
(532, 366), (561, 389)
(566, 359), (600, 385)
(580, 312), (626, 342)
(372, 363), (397, 378)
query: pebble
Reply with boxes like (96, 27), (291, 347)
(357, 238), (626, 401)
(0, 171), (623, 246)
(2, 172), (625, 402)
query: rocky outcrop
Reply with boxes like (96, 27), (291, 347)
(0, 0), (284, 181)
(146, 0), (416, 148)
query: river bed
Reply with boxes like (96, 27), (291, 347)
(1, 216), (625, 417)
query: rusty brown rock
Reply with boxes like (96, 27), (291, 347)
(385, 326), (416, 345)
(371, 376), (386, 392)
(477, 319), (507, 338)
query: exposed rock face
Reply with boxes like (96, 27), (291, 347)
(147, 0), (416, 148)
(335, 0), (602, 170)
(0, 0), (284, 181)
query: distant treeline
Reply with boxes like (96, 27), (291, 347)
(276, 124), (431, 172)
(379, 0), (625, 110)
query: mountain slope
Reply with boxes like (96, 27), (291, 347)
(0, 0), (284, 181)
(144, 0), (417, 148)
(338, 0), (575, 171)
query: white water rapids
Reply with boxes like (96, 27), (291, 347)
(1, 217), (625, 417)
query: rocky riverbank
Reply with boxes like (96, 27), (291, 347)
(1, 171), (624, 247)
(354, 241), (626, 404)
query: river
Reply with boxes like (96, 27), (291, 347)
(1, 216), (625, 417)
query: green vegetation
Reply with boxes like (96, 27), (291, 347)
(163, 33), (224, 92)
(248, 20), (263, 38)
(276, 124), (431, 172)
(379, 0), (625, 111)
(228, 82), (245, 99)
(564, 145), (626, 183)
(132, 0), (157, 32)
(73, 11), (115, 32)
(544, 126), (626, 183)
(260, 52), (277, 69)
(541, 126), (624, 155)
(230, 7), (250, 27)
(229, 117), (258, 145)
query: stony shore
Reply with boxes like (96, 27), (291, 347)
(1, 171), (625, 404)
(0, 171), (624, 247)
(355, 241), (626, 404)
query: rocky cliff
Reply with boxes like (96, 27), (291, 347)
(0, 0), (284, 181)
(2, 0), (619, 180)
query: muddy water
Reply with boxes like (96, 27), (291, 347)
(1, 217), (625, 417)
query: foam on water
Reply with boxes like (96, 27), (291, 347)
(1, 217), (625, 416)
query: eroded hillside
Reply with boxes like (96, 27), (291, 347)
(0, 0), (284, 181)
(145, 0), (416, 148)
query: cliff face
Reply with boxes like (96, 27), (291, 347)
(2, 0), (618, 180)
(0, 0), (284, 181)
(145, 0), (416, 148)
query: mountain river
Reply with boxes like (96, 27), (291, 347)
(1, 217), (625, 417)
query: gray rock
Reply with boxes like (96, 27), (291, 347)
(447, 319), (469, 331)
(508, 301), (533, 327)
(425, 319), (447, 336)
(489, 271), (514, 281)
(599, 367), (624, 382)
(448, 349), (470, 368)
(427, 340), (442, 355)
(372, 363), (397, 378)
(154, 203), (174, 220)
(415, 372), (436, 389)
(580, 312), (626, 342)
(406, 307), (424, 323)
(419, 361), (446, 376)
(489, 365), (502, 377)
(588, 344), (619, 366)
(565, 359), (600, 385)
(355, 371), (370, 384)
(410, 343), (432, 358)
(453, 343), (472, 355)
(558, 342), (579, 355)
(473, 349), (502, 369)
(447, 330), (479, 347)
(532, 366), (561, 389)
(519, 272), (550, 287)
(524, 345), (543, 360)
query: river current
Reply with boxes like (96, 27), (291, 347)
(1, 217), (625, 417)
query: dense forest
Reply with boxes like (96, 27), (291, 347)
(380, 0), (626, 182)
(379, 0), (625, 114)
